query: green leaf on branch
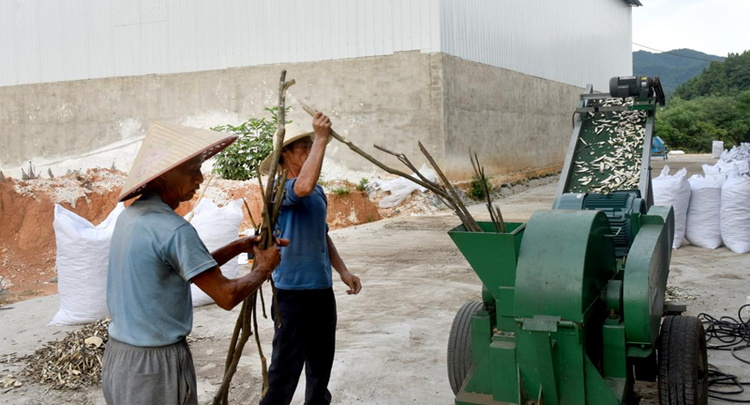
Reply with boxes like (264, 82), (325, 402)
(211, 107), (292, 180)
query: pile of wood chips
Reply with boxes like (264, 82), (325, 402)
(21, 319), (110, 390)
(666, 285), (697, 302)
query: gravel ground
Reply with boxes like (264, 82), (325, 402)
(1, 154), (748, 404)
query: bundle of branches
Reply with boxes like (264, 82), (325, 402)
(213, 70), (294, 404)
(469, 152), (505, 233)
(297, 99), (504, 233)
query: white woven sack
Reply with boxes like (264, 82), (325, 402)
(50, 203), (125, 325)
(188, 199), (243, 306)
(652, 166), (691, 248)
(712, 141), (724, 159)
(719, 160), (750, 177)
(703, 163), (722, 176)
(685, 174), (724, 249)
(720, 172), (750, 254)
(372, 163), (439, 208)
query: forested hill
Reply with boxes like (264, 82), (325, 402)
(674, 51), (750, 99)
(655, 50), (750, 153)
(633, 49), (724, 98)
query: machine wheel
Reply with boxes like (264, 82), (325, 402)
(447, 301), (483, 395)
(657, 315), (708, 405)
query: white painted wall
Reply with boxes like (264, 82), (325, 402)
(440, 0), (634, 90)
(0, 0), (633, 89)
(0, 0), (441, 86)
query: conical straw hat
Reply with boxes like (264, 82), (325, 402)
(118, 121), (238, 201)
(259, 123), (332, 176)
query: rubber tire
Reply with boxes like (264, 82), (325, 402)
(447, 301), (483, 395)
(657, 315), (709, 405)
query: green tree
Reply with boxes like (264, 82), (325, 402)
(211, 107), (290, 181)
(656, 95), (750, 152)
(656, 50), (750, 152)
(674, 51), (750, 99)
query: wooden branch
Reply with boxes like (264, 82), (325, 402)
(262, 71), (294, 248)
(239, 197), (267, 325)
(297, 99), (447, 193)
(419, 142), (481, 232)
(282, 79), (296, 93)
(270, 279), (281, 329)
(255, 167), (273, 242)
(213, 295), (254, 405)
(255, 167), (279, 329)
(263, 70), (289, 186)
(215, 70), (293, 404)
(270, 170), (288, 226)
(374, 144), (472, 226)
(252, 296), (269, 397)
(470, 152), (505, 233)
(259, 285), (267, 319)
(241, 197), (258, 232)
(373, 144), (442, 191)
(495, 205), (506, 233)
(298, 98), (483, 232)
(470, 153), (498, 233)
(223, 302), (246, 375)
(252, 164), (284, 323)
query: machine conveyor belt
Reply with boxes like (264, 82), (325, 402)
(566, 98), (648, 195)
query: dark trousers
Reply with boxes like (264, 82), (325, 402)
(261, 288), (337, 405)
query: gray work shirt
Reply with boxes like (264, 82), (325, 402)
(107, 193), (217, 347)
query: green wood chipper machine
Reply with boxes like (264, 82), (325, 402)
(447, 76), (708, 405)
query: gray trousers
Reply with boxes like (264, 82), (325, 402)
(102, 338), (198, 405)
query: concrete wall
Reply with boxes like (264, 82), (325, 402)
(0, 51), (445, 176)
(441, 54), (582, 179)
(0, 51), (582, 181)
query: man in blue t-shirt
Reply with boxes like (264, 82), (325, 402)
(259, 116), (362, 404)
(102, 122), (286, 405)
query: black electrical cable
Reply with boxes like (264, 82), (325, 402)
(698, 304), (750, 402)
(632, 42), (723, 62)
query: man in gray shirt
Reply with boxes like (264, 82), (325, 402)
(102, 122), (286, 405)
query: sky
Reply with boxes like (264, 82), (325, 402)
(632, 0), (750, 57)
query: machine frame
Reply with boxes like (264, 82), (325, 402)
(447, 77), (707, 405)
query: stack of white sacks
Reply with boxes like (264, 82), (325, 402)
(188, 199), (244, 306)
(51, 198), (246, 326)
(654, 145), (750, 253)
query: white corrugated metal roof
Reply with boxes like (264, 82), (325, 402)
(440, 0), (633, 90)
(0, 0), (442, 87)
(0, 0), (633, 89)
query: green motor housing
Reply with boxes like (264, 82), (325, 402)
(556, 191), (647, 258)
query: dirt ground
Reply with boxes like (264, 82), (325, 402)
(0, 171), (381, 305)
(1, 154), (749, 404)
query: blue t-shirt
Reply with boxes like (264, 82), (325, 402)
(107, 193), (217, 347)
(273, 178), (332, 290)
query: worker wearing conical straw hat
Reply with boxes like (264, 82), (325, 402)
(102, 121), (287, 405)
(260, 112), (362, 405)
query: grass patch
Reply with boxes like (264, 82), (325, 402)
(331, 186), (351, 196)
(356, 178), (369, 193)
(468, 175), (490, 200)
